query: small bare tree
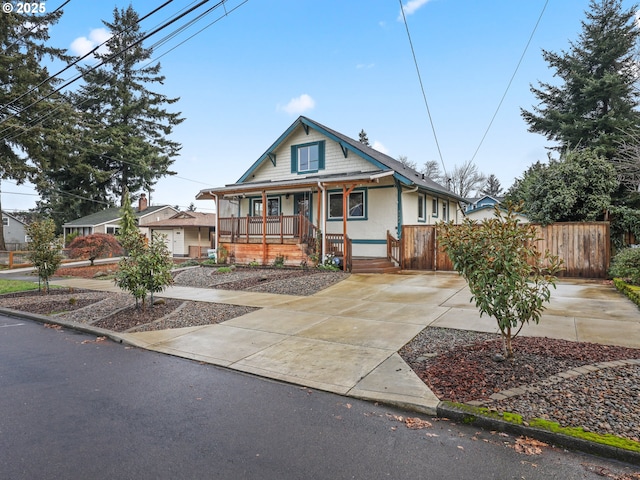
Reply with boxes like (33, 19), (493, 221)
(446, 159), (486, 198)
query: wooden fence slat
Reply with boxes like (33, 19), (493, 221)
(400, 222), (610, 278)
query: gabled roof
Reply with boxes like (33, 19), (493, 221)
(145, 211), (216, 228)
(63, 205), (176, 227)
(198, 116), (465, 202)
(1, 210), (28, 226)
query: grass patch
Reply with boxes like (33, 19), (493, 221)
(529, 418), (640, 453)
(0, 278), (40, 294)
(443, 401), (640, 453)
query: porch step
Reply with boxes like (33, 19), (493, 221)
(350, 257), (401, 274)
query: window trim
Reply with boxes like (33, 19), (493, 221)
(327, 189), (367, 221)
(417, 193), (426, 222)
(250, 196), (281, 217)
(432, 198), (438, 218)
(291, 140), (325, 174)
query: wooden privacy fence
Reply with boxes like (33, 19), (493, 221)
(400, 222), (611, 278)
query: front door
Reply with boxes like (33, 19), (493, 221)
(293, 193), (311, 220)
(293, 193), (313, 240)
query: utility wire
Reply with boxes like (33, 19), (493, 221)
(469, 0), (549, 163)
(1, 0), (71, 53)
(0, 0), (238, 143)
(398, 0), (447, 178)
(0, 0), (217, 129)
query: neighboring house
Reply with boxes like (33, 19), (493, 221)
(62, 194), (178, 243)
(1, 211), (28, 251)
(145, 211), (216, 258)
(196, 116), (465, 269)
(464, 195), (528, 222)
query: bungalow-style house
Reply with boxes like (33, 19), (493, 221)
(1, 211), (28, 251)
(145, 211), (216, 258)
(464, 195), (528, 223)
(62, 194), (178, 244)
(196, 116), (465, 271)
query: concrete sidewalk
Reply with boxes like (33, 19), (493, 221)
(49, 271), (640, 414)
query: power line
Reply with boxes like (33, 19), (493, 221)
(0, 0), (217, 129)
(398, 0), (447, 178)
(469, 0), (549, 164)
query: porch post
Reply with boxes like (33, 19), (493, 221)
(262, 190), (267, 265)
(213, 193), (219, 253)
(342, 184), (357, 257)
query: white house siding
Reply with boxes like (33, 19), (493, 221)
(325, 185), (397, 258)
(249, 127), (379, 183)
(183, 228), (205, 253)
(152, 229), (175, 255)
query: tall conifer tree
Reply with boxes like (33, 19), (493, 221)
(521, 0), (640, 160)
(71, 5), (183, 207)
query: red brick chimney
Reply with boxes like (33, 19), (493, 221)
(138, 193), (148, 212)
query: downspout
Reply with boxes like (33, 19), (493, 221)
(398, 184), (418, 238)
(213, 193), (219, 253)
(317, 181), (326, 262)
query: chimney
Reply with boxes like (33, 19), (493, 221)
(138, 193), (148, 212)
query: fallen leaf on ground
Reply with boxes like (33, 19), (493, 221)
(44, 323), (62, 330)
(512, 436), (547, 455)
(405, 417), (432, 429)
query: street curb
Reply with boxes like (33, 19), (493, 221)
(0, 306), (130, 346)
(437, 402), (640, 466)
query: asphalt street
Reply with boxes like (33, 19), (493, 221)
(0, 314), (637, 480)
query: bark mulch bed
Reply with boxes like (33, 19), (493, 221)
(400, 333), (640, 404)
(92, 298), (184, 332)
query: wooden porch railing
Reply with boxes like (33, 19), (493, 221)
(219, 214), (318, 244)
(324, 234), (352, 272)
(386, 230), (402, 267)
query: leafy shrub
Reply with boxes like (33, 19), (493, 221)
(609, 247), (640, 285)
(26, 219), (63, 293)
(216, 266), (232, 273)
(437, 205), (563, 358)
(200, 259), (217, 266)
(68, 233), (123, 266)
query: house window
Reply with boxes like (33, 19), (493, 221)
(2, 217), (8, 226)
(432, 198), (438, 218)
(442, 201), (448, 221)
(328, 191), (365, 219)
(106, 226), (120, 235)
(291, 141), (325, 174)
(418, 194), (426, 221)
(299, 144), (319, 172)
(252, 197), (280, 216)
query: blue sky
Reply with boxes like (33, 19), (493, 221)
(4, 0), (638, 213)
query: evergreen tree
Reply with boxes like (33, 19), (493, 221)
(70, 5), (183, 207)
(506, 149), (617, 224)
(358, 129), (370, 147)
(480, 174), (503, 197)
(0, 8), (71, 246)
(521, 0), (640, 160)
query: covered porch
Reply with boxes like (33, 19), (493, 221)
(196, 172), (398, 271)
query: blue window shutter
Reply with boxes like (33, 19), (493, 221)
(291, 146), (298, 173)
(318, 141), (325, 170)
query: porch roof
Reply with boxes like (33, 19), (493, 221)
(196, 170), (395, 200)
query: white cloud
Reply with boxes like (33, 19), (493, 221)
(70, 28), (112, 58)
(372, 141), (389, 155)
(398, 0), (431, 20)
(277, 94), (316, 115)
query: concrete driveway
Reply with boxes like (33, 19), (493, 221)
(84, 271), (640, 413)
